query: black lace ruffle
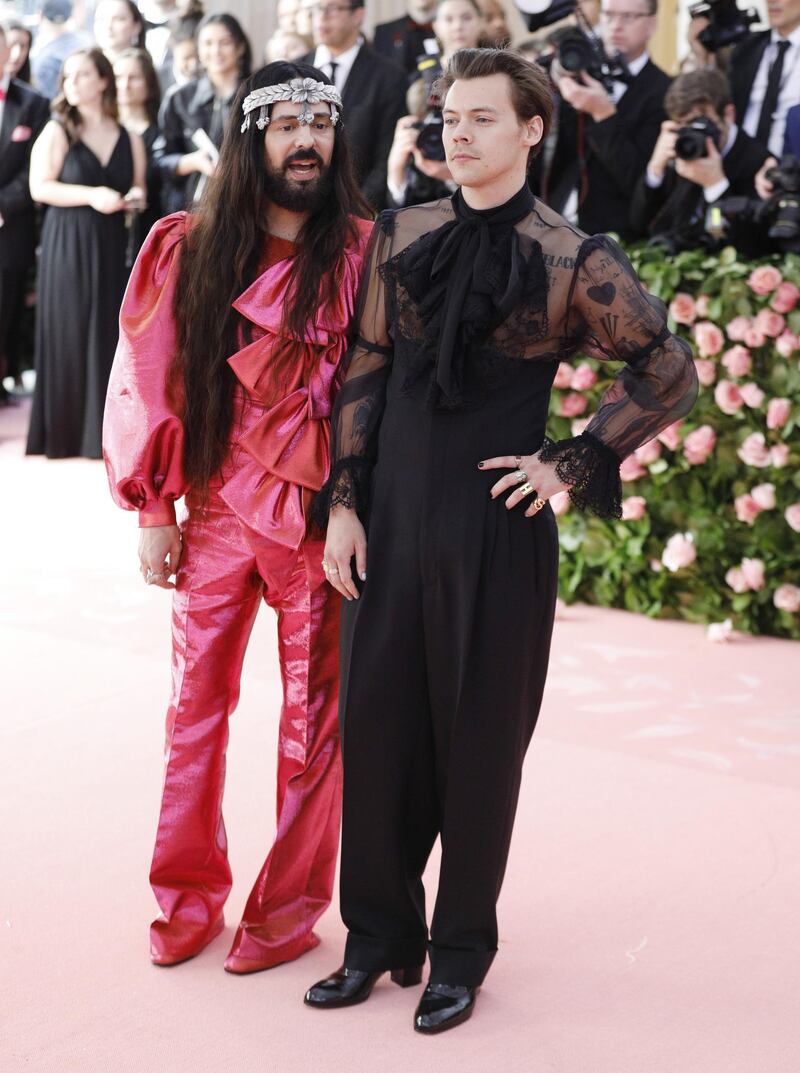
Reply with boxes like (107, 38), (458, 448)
(539, 431), (623, 519)
(309, 456), (373, 530)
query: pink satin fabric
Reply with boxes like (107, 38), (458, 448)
(103, 211), (373, 969)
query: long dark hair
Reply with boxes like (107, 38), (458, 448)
(171, 62), (371, 495)
(115, 47), (161, 126)
(52, 48), (119, 142)
(197, 12), (252, 80)
(2, 21), (33, 84)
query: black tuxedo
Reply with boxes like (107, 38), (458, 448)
(304, 45), (407, 210)
(542, 60), (671, 238)
(730, 31), (771, 136)
(629, 126), (769, 256)
(373, 15), (435, 79)
(0, 79), (49, 384)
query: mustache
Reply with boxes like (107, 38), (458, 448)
(283, 149), (325, 169)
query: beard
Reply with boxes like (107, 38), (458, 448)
(262, 148), (334, 214)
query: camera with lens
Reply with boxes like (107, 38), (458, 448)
(535, 22), (630, 94)
(411, 52), (446, 162)
(716, 155), (800, 252)
(688, 0), (758, 52)
(674, 115), (722, 161)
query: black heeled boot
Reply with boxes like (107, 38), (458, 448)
(304, 965), (423, 1009)
(413, 983), (478, 1034)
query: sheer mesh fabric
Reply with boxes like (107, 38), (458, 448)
(313, 198), (697, 522)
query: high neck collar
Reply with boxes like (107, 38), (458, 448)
(452, 184), (535, 226)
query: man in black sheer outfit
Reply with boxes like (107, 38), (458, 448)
(305, 48), (697, 1034)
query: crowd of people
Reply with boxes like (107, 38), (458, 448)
(0, 0), (798, 456)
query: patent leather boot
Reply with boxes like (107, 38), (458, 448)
(413, 983), (478, 1034)
(304, 965), (423, 1008)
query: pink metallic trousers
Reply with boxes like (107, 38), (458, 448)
(149, 491), (341, 973)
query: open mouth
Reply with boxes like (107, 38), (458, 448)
(285, 160), (320, 180)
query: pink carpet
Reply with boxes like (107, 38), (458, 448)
(2, 400), (798, 1073)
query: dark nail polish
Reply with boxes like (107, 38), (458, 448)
(477, 462), (484, 469)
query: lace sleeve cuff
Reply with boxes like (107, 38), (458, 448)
(539, 431), (623, 519)
(309, 456), (374, 530)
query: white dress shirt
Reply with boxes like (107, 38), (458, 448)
(313, 38), (363, 94)
(742, 26), (800, 158)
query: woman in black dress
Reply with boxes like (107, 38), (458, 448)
(27, 47), (146, 459)
(114, 47), (164, 255)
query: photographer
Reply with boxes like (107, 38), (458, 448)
(631, 68), (768, 254)
(543, 0), (670, 237)
(730, 0), (800, 158)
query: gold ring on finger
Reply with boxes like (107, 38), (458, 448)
(518, 482), (534, 497)
(530, 496), (547, 513)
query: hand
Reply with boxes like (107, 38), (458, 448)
(687, 15), (712, 66)
(480, 452), (570, 517)
(90, 186), (126, 214)
(412, 149), (452, 182)
(387, 116), (420, 186)
(756, 156), (778, 201)
(557, 72), (616, 122)
(188, 148), (217, 177)
(138, 524), (182, 590)
(674, 138), (725, 189)
(322, 505), (367, 601)
(124, 185), (147, 211)
(648, 120), (679, 180)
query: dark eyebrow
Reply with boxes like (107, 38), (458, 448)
(442, 106), (499, 116)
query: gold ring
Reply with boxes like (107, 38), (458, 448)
(530, 496), (547, 513)
(518, 482), (534, 497)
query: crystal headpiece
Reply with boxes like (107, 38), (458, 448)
(240, 77), (343, 133)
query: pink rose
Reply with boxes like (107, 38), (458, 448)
(560, 392), (588, 418)
(737, 432), (771, 467)
(657, 421), (682, 451)
(661, 532), (696, 573)
(734, 494), (761, 525)
(725, 315), (750, 342)
(669, 293), (697, 325)
(650, 558), (663, 573)
(747, 265), (783, 295)
(620, 454), (647, 482)
(683, 424), (716, 465)
(751, 483), (776, 510)
(754, 308), (786, 338)
(634, 439), (662, 465)
(694, 320), (725, 357)
(553, 362), (573, 389)
(771, 444), (790, 468)
(776, 332), (799, 357)
(774, 584), (800, 613)
(694, 359), (717, 387)
(571, 417), (590, 436)
(767, 397), (792, 430)
(725, 566), (748, 593)
(740, 382), (765, 408)
(743, 327), (767, 349)
(741, 558), (765, 591)
(622, 495), (647, 521)
(770, 282), (800, 314)
(714, 379), (743, 415)
(785, 503), (800, 532)
(695, 294), (711, 317)
(571, 363), (598, 391)
(550, 490), (571, 517)
(707, 619), (733, 643)
(721, 345), (751, 378)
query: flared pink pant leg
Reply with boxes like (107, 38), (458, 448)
(148, 496), (341, 970)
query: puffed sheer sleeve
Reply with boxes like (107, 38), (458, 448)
(103, 212), (188, 527)
(310, 215), (395, 525)
(541, 235), (698, 518)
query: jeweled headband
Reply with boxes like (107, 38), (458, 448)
(240, 77), (343, 133)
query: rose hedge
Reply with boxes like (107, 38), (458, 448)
(550, 245), (800, 640)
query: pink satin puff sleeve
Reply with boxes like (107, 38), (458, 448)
(103, 213), (188, 528)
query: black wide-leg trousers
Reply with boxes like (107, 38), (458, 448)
(337, 406), (560, 987)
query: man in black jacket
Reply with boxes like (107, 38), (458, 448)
(630, 68), (768, 255)
(729, 0), (800, 159)
(304, 1), (407, 209)
(543, 0), (670, 238)
(373, 0), (437, 78)
(0, 25), (49, 401)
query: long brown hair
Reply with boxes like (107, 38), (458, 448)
(52, 48), (119, 142)
(171, 62), (371, 495)
(114, 47), (161, 127)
